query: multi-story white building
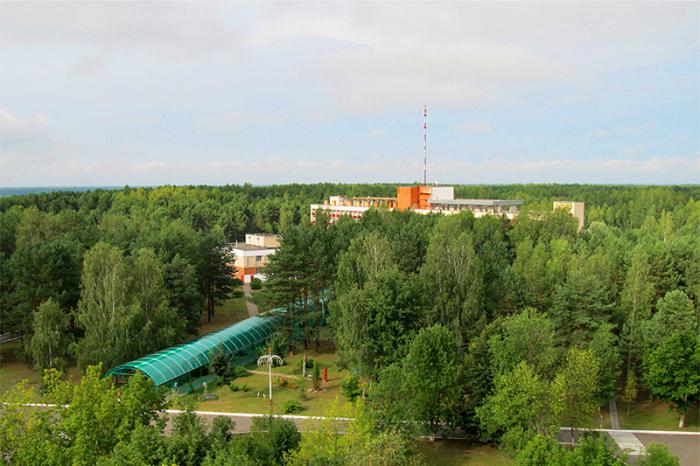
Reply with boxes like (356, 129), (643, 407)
(310, 185), (523, 223)
(226, 233), (281, 283)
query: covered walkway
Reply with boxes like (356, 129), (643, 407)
(106, 311), (282, 388)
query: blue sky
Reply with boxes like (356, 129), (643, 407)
(1, 2), (698, 186)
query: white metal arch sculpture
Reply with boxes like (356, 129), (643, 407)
(257, 350), (283, 404)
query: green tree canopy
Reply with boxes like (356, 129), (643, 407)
(28, 298), (71, 371)
(643, 332), (700, 428)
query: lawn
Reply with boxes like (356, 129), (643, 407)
(197, 291), (249, 336)
(618, 399), (699, 432)
(0, 341), (80, 394)
(414, 439), (514, 466)
(178, 341), (348, 416)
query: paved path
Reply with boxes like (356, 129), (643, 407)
(636, 433), (700, 466)
(242, 284), (258, 317)
(609, 397), (620, 429)
(246, 370), (302, 380)
(608, 430), (645, 456)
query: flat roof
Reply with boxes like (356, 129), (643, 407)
(428, 198), (523, 207)
(227, 243), (276, 252)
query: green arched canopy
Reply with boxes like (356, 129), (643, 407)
(106, 312), (282, 387)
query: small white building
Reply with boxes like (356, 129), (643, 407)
(226, 234), (281, 283)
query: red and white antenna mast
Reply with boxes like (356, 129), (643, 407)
(423, 105), (428, 186)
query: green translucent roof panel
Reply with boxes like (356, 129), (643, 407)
(106, 312), (282, 386)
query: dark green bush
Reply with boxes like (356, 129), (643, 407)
(341, 373), (362, 402)
(281, 400), (302, 414)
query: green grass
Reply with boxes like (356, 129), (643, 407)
(618, 399), (699, 432)
(177, 341), (348, 416)
(414, 440), (514, 466)
(0, 341), (41, 393)
(0, 341), (80, 394)
(198, 292), (249, 336)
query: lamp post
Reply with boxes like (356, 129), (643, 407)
(257, 349), (283, 411)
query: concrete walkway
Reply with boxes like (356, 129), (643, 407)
(246, 370), (302, 380)
(608, 430), (646, 456)
(609, 397), (621, 429)
(242, 284), (258, 317)
(636, 433), (700, 466)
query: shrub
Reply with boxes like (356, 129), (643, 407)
(233, 365), (248, 378)
(312, 362), (321, 390)
(250, 277), (262, 290)
(250, 417), (301, 464)
(295, 357), (314, 373)
(229, 382), (250, 392)
(341, 373), (362, 402)
(282, 400), (302, 414)
(298, 385), (307, 401)
(638, 443), (680, 466)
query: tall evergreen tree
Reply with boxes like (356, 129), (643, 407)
(165, 254), (203, 335)
(550, 255), (613, 346)
(197, 227), (234, 323)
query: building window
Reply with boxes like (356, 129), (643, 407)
(255, 256), (262, 262)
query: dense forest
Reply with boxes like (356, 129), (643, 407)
(0, 183), (698, 465)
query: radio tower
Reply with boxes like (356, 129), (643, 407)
(423, 105), (428, 186)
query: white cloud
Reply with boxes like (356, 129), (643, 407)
(0, 108), (48, 147)
(196, 111), (291, 132)
(429, 155), (699, 184)
(131, 160), (167, 173)
(453, 122), (495, 133)
(250, 2), (698, 112)
(1, 2), (243, 60)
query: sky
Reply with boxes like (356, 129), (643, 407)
(1, 1), (699, 187)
